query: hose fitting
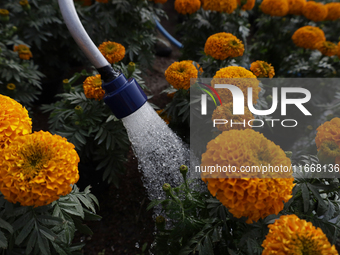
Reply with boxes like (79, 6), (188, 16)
(102, 73), (147, 119)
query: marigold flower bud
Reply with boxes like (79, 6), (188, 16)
(179, 165), (188, 175)
(6, 83), (16, 90)
(127, 62), (136, 76)
(63, 79), (71, 92)
(74, 105), (83, 115)
(19, 0), (31, 11)
(266, 95), (272, 103)
(285, 151), (292, 159)
(306, 125), (313, 132)
(162, 183), (171, 192)
(155, 215), (166, 230)
(0, 9), (9, 22)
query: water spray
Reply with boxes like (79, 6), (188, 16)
(58, 0), (190, 201)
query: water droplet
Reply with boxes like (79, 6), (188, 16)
(121, 103), (191, 212)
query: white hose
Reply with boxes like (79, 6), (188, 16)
(58, 0), (109, 68)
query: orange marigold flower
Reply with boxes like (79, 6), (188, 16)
(83, 74), (105, 100)
(0, 131), (80, 207)
(156, 109), (170, 124)
(302, 1), (328, 22)
(237, 0), (255, 11)
(212, 66), (260, 104)
(164, 61), (198, 90)
(0, 94), (32, 149)
(325, 3), (340, 21)
(212, 103), (253, 131)
(292, 26), (326, 50)
(204, 32), (244, 60)
(13, 44), (33, 60)
(315, 118), (340, 164)
(262, 215), (338, 255)
(260, 0), (289, 17)
(287, 0), (306, 15)
(202, 0), (238, 14)
(174, 0), (201, 15)
(316, 41), (338, 57)
(98, 41), (125, 64)
(338, 42), (340, 58)
(250, 60), (275, 78)
(201, 129), (294, 223)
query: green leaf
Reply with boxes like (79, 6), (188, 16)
(307, 183), (327, 211)
(15, 218), (35, 245)
(0, 231), (7, 249)
(68, 194), (85, 219)
(228, 248), (238, 255)
(301, 183), (310, 213)
(284, 184), (299, 209)
(324, 199), (335, 221)
(39, 225), (57, 241)
(202, 236), (213, 254)
(75, 132), (86, 145)
(0, 218), (13, 234)
(75, 193), (96, 212)
(13, 210), (33, 230)
(51, 242), (68, 255)
(73, 218), (93, 235)
(37, 215), (63, 226)
(142, 242), (148, 252)
(26, 229), (38, 255)
(87, 193), (100, 208)
(60, 206), (83, 217)
(37, 228), (51, 255)
(69, 242), (85, 252)
(147, 199), (164, 211)
(94, 127), (104, 140)
(83, 209), (102, 221)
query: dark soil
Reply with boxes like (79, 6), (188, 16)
(74, 150), (155, 255)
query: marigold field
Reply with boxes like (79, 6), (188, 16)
(1, 0), (340, 254)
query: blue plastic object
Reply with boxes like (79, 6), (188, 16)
(102, 74), (147, 119)
(154, 17), (183, 49)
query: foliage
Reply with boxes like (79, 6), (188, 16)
(2, 0), (166, 71)
(0, 185), (100, 255)
(177, 8), (250, 63)
(150, 162), (340, 255)
(162, 87), (190, 143)
(0, 23), (43, 107)
(80, 0), (166, 68)
(173, 0), (340, 78)
(249, 0), (340, 77)
(41, 62), (146, 186)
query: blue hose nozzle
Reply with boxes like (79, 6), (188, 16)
(102, 73), (147, 119)
(58, 0), (147, 119)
